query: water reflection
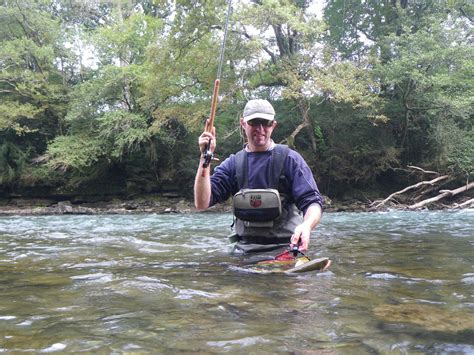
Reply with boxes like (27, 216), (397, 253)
(0, 211), (473, 352)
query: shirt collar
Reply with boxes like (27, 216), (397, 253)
(244, 140), (275, 152)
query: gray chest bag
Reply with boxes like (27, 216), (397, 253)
(233, 144), (289, 234)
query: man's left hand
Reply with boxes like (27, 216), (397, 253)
(290, 223), (312, 252)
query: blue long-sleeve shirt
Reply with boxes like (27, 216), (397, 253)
(209, 148), (324, 215)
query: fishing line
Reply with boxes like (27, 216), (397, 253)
(217, 0), (232, 80)
(201, 0), (233, 171)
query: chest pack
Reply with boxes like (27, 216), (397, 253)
(232, 145), (290, 226)
(233, 188), (281, 225)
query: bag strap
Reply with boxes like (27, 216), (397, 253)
(270, 144), (290, 189)
(235, 149), (248, 189)
(235, 144), (289, 190)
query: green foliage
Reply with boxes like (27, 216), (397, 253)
(65, 65), (139, 131)
(447, 131), (474, 177)
(49, 7), (162, 181)
(313, 125), (326, 151)
(0, 142), (28, 186)
(141, 10), (223, 129)
(98, 111), (151, 160)
(318, 60), (388, 124)
(436, 119), (474, 176)
(93, 12), (163, 66)
(313, 101), (399, 187)
(0, 0), (70, 190)
(374, 12), (473, 168)
(323, 0), (453, 60)
(0, 102), (42, 133)
(46, 135), (105, 173)
(0, 0), (472, 199)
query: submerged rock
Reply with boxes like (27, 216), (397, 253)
(373, 303), (474, 332)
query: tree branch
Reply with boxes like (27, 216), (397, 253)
(236, 27), (278, 65)
(408, 182), (474, 209)
(407, 165), (439, 175)
(372, 175), (450, 209)
(279, 121), (308, 148)
(453, 198), (474, 209)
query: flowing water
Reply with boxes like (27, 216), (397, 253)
(0, 210), (473, 353)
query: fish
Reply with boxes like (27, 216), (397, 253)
(238, 256), (331, 274)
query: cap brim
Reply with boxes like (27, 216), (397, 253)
(243, 113), (275, 122)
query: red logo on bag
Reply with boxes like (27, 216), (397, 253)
(250, 195), (262, 208)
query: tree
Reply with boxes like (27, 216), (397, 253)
(1, 0), (471, 201)
(375, 11), (473, 174)
(232, 0), (326, 151)
(45, 6), (164, 188)
(324, 0), (473, 185)
(0, 0), (70, 187)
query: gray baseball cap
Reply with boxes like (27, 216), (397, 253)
(242, 99), (275, 122)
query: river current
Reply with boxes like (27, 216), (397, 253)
(0, 210), (473, 353)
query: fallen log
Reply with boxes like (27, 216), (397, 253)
(408, 182), (474, 209)
(413, 178), (453, 201)
(372, 175), (450, 209)
(453, 198), (474, 209)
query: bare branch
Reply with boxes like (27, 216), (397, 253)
(222, 125), (241, 140)
(453, 198), (474, 209)
(407, 165), (439, 175)
(409, 182), (474, 209)
(372, 175), (450, 209)
(279, 121), (308, 147)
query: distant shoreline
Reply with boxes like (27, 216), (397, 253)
(0, 195), (470, 216)
(0, 197), (205, 216)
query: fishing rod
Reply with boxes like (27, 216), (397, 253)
(201, 0), (232, 173)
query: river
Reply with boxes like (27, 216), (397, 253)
(0, 210), (473, 353)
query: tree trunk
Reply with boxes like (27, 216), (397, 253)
(298, 98), (317, 153)
(117, 1), (133, 111)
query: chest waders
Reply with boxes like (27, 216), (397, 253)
(230, 144), (303, 253)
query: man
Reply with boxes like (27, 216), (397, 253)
(194, 99), (323, 254)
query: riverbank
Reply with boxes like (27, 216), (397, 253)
(0, 195), (364, 216)
(0, 193), (471, 216)
(0, 196), (209, 216)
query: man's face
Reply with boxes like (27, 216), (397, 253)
(241, 118), (277, 151)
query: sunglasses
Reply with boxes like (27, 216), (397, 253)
(246, 119), (273, 127)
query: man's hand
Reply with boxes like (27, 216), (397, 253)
(198, 119), (216, 155)
(289, 204), (322, 252)
(290, 222), (312, 252)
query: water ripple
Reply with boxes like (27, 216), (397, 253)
(0, 211), (473, 353)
